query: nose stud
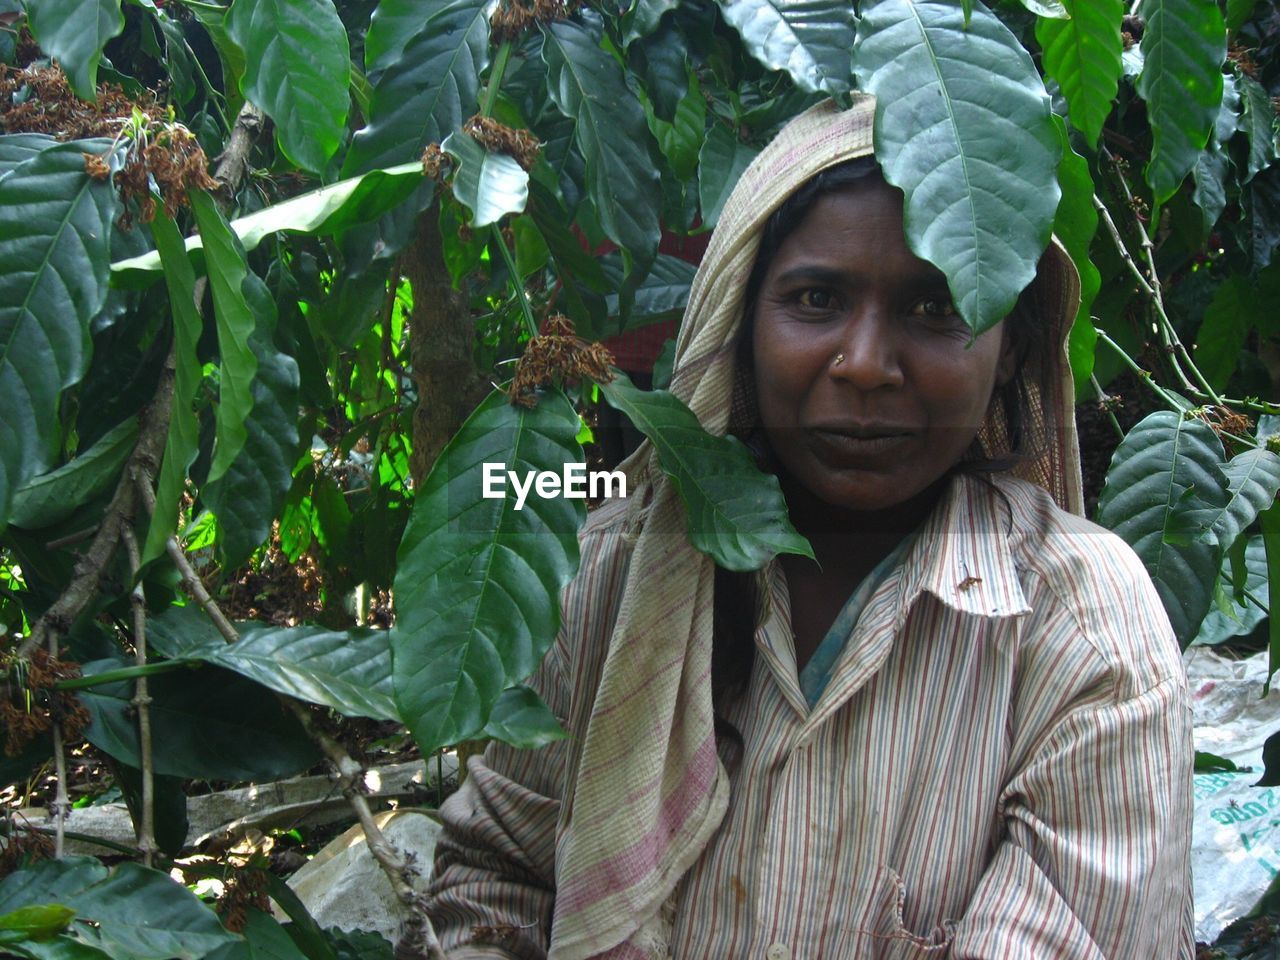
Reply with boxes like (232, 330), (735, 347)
(832, 353), (845, 366)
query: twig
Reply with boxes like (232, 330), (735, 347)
(44, 526), (100, 552)
(121, 526), (156, 867)
(1090, 374), (1126, 441)
(153, 513), (445, 958)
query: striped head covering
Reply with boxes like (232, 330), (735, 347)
(549, 96), (1083, 959)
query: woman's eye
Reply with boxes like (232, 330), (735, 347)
(910, 297), (959, 321)
(797, 289), (835, 310)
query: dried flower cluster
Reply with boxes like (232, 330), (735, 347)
(0, 648), (90, 757)
(489, 0), (579, 44)
(464, 114), (541, 171)
(216, 867), (272, 933)
(421, 142), (452, 181)
(0, 824), (54, 879)
(507, 315), (616, 408)
(114, 126), (220, 228)
(0, 65), (163, 138)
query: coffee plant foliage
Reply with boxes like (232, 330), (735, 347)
(0, 0), (1279, 954)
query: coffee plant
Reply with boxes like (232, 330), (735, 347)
(0, 0), (1278, 955)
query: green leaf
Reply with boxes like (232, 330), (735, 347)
(0, 904), (76, 940)
(343, 0), (489, 175)
(1249, 163), (1280, 274)
(142, 208), (204, 565)
(80, 662), (321, 781)
(481, 685), (568, 749)
(203, 274), (302, 568)
(191, 191), (259, 486)
(0, 139), (119, 529)
(1194, 274), (1257, 392)
(601, 252), (696, 323)
(623, 0), (679, 46)
(391, 387), (586, 753)
(0, 134), (58, 181)
(715, 0), (855, 95)
(630, 18), (688, 121)
(697, 123), (760, 229)
(1096, 411), (1231, 647)
(1239, 71), (1278, 183)
(149, 606), (398, 721)
(598, 371), (813, 570)
(8, 419), (136, 529)
(364, 0), (435, 77)
(1136, 0), (1226, 202)
(1192, 146), (1229, 240)
(225, 0), (349, 174)
(1194, 750), (1239, 772)
(0, 858), (237, 960)
(1215, 71), (1241, 147)
(1261, 500), (1280, 692)
(855, 0), (1062, 335)
(23, 0), (124, 99)
(112, 763), (189, 857)
(205, 909), (307, 960)
(1050, 116), (1100, 390)
(442, 131), (529, 228)
(1017, 0), (1069, 15)
(1206, 446), (1280, 550)
(1226, 0), (1257, 30)
(1194, 535), (1268, 646)
(647, 76), (705, 182)
(111, 163), (425, 284)
(1036, 0), (1123, 149)
(542, 19), (662, 265)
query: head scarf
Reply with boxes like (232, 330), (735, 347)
(549, 96), (1083, 959)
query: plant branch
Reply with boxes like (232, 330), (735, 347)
(152, 515), (445, 959)
(1090, 374), (1126, 441)
(481, 41), (514, 119)
(121, 526), (156, 867)
(493, 226), (538, 339)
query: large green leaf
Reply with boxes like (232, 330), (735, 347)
(1250, 163), (1280, 274)
(1051, 116), (1100, 390)
(697, 123), (760, 229)
(715, 0), (855, 95)
(630, 19), (689, 122)
(203, 274), (302, 568)
(363, 0), (433, 78)
(1194, 535), (1269, 646)
(0, 139), (118, 529)
(542, 19), (662, 264)
(855, 0), (1061, 335)
(148, 606), (397, 721)
(110, 163), (425, 284)
(142, 208), (205, 566)
(343, 0), (489, 175)
(391, 387), (586, 753)
(598, 371), (813, 571)
(225, 0), (349, 174)
(480, 685), (567, 749)
(1205, 446), (1280, 550)
(1035, 0), (1123, 149)
(1192, 147), (1229, 241)
(0, 134), (58, 181)
(23, 0), (124, 99)
(191, 191), (258, 486)
(442, 131), (528, 228)
(80, 661), (321, 781)
(601, 252), (696, 323)
(1136, 0), (1226, 202)
(8, 418), (136, 529)
(1095, 411), (1231, 647)
(0, 858), (236, 960)
(205, 909), (306, 960)
(1194, 274), (1256, 392)
(1239, 71), (1278, 183)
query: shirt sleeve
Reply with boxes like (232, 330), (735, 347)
(951, 675), (1195, 959)
(423, 648), (567, 959)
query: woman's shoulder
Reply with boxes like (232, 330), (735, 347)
(987, 474), (1184, 691)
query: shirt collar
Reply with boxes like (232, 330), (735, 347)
(894, 472), (1032, 625)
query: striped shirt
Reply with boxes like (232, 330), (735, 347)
(426, 473), (1195, 959)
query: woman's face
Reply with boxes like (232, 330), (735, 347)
(751, 175), (1016, 514)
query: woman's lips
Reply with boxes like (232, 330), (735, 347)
(806, 426), (916, 461)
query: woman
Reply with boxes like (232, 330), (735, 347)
(425, 97), (1193, 959)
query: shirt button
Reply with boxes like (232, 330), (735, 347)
(766, 944), (790, 960)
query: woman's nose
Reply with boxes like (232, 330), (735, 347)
(828, 310), (904, 390)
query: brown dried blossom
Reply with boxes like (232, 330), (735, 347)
(421, 142), (452, 181)
(0, 825), (54, 880)
(216, 867), (272, 933)
(464, 114), (541, 171)
(1, 648), (90, 757)
(489, 0), (578, 43)
(1193, 405), (1254, 455)
(507, 315), (616, 408)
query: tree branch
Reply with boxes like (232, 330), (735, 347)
(121, 526), (156, 867)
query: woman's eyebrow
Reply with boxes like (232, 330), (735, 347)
(770, 264), (951, 289)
